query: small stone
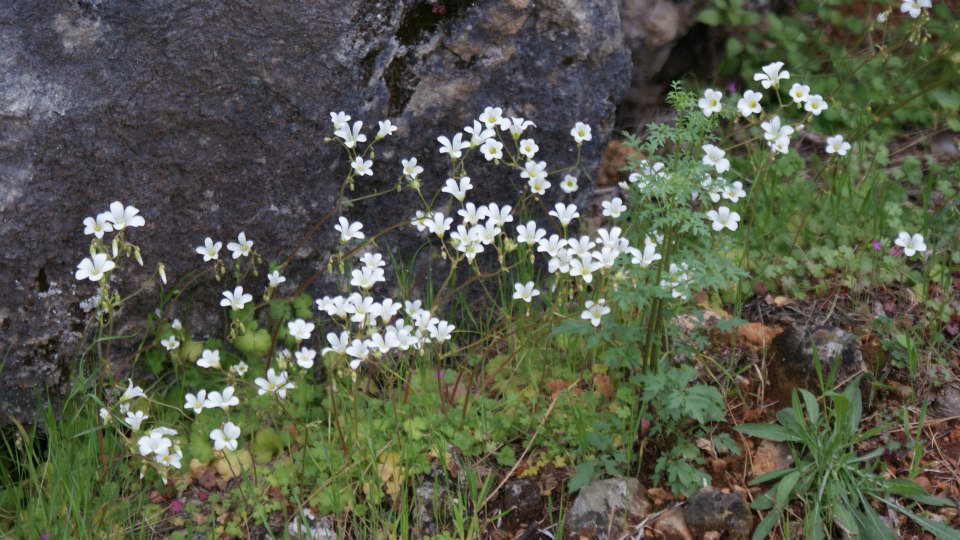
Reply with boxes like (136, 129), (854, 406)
(685, 488), (753, 540)
(751, 440), (792, 478)
(769, 325), (864, 404)
(652, 507), (693, 540)
(412, 482), (447, 538)
(563, 478), (651, 540)
(932, 384), (960, 419)
(501, 478), (542, 525)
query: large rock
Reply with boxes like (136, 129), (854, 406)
(0, 0), (632, 423)
(563, 477), (651, 539)
(617, 0), (711, 127)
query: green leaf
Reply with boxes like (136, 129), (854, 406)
(253, 428), (284, 464)
(567, 461), (597, 493)
(752, 510), (780, 540)
(735, 422), (800, 442)
(775, 471), (800, 506)
(886, 498), (960, 539)
(698, 8), (723, 26)
(800, 389), (820, 425)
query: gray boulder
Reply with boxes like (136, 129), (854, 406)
(0, 0), (707, 424)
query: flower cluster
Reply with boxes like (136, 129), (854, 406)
(99, 380), (183, 483)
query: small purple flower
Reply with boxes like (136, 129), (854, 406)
(727, 81), (737, 94)
(871, 240), (882, 251)
(889, 246), (903, 257)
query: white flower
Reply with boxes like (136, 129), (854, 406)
(402, 157), (424, 179)
(160, 336), (180, 351)
(350, 266), (385, 289)
(360, 252), (385, 270)
(204, 386), (240, 409)
(267, 270), (286, 287)
(876, 11), (889, 23)
(124, 410), (148, 431)
(549, 203), (580, 226)
(334, 121), (366, 149)
(754, 61), (790, 89)
(184, 390), (207, 414)
(457, 202), (489, 225)
(581, 299), (610, 327)
(425, 212), (453, 237)
(480, 139), (504, 161)
(287, 319), (315, 341)
(221, 286), (253, 310)
(516, 221), (547, 245)
(788, 83), (810, 104)
(335, 217), (365, 242)
(330, 111), (350, 130)
(771, 136), (791, 155)
(442, 177), (473, 201)
(521, 160), (548, 186)
(506, 117), (535, 137)
(528, 176), (552, 196)
(761, 116), (794, 143)
(351, 156), (373, 176)
(195, 237), (222, 262)
(345, 339), (369, 369)
(537, 234), (567, 257)
(485, 203), (514, 227)
(430, 320), (455, 342)
(569, 256), (601, 283)
(560, 175), (579, 193)
(255, 369), (294, 398)
(210, 422), (241, 452)
(99, 407), (109, 421)
(601, 197), (626, 218)
(698, 89), (723, 117)
(825, 135), (851, 156)
(75, 253), (116, 282)
(548, 249), (572, 274)
(227, 232), (253, 259)
(480, 106), (504, 129)
(895, 232), (927, 257)
(83, 213), (114, 239)
(438, 133), (470, 159)
(570, 122), (592, 143)
(900, 0), (931, 18)
(707, 206), (741, 232)
(138, 431), (172, 457)
(721, 181), (747, 203)
(197, 349), (221, 369)
(295, 348), (317, 369)
(737, 90), (763, 117)
(377, 120), (398, 138)
(231, 362), (249, 377)
(518, 139), (539, 159)
(157, 447), (183, 470)
(804, 94), (828, 116)
(121, 379), (146, 402)
(464, 120), (495, 146)
(512, 282), (540, 303)
(322, 331), (350, 355)
(701, 145), (730, 174)
(628, 242), (661, 267)
(106, 201), (146, 230)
